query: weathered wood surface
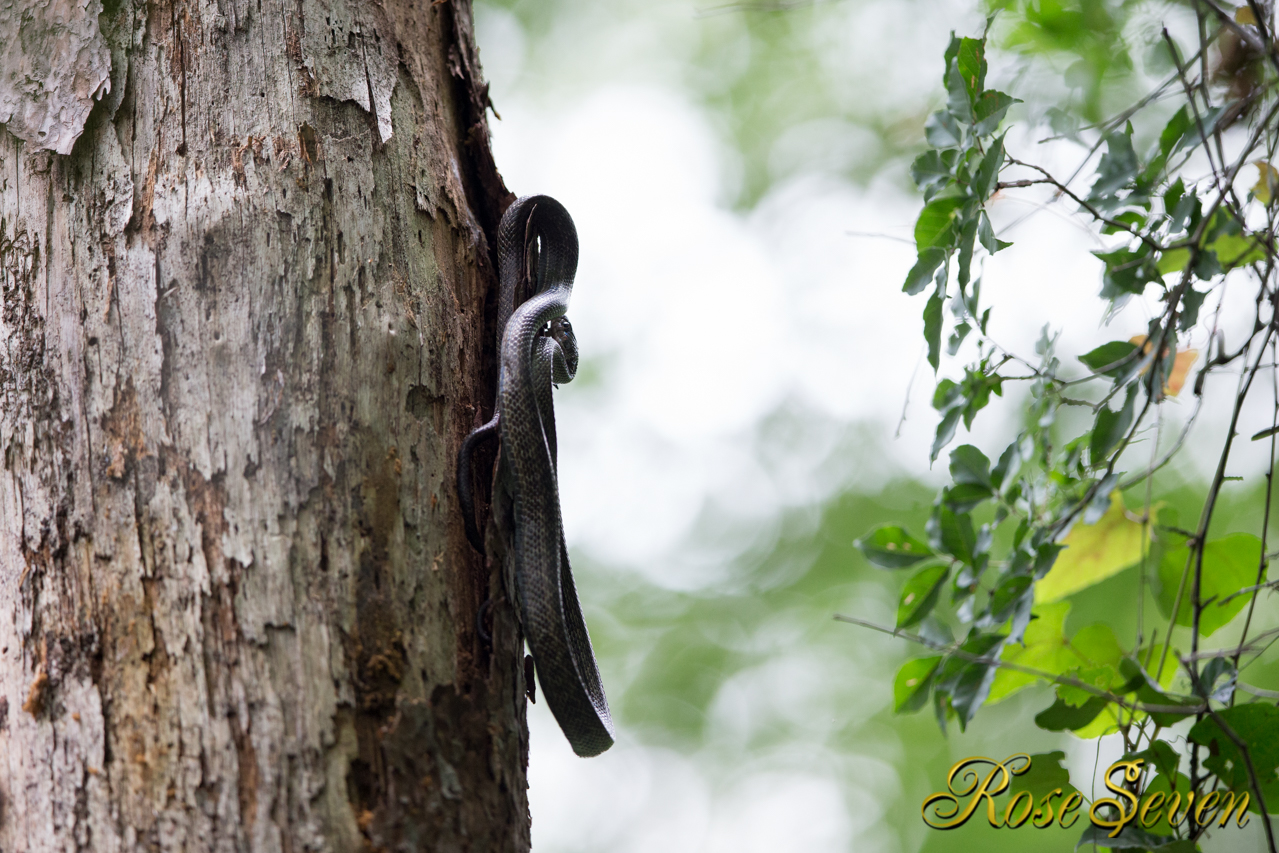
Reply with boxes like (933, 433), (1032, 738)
(0, 0), (529, 848)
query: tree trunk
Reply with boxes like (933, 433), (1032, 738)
(0, 0), (530, 849)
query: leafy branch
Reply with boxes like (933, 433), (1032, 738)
(846, 6), (1279, 850)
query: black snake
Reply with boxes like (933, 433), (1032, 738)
(457, 195), (615, 757)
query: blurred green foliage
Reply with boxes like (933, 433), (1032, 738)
(479, 0), (949, 206)
(582, 431), (1089, 851)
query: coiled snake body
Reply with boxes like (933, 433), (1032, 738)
(457, 195), (615, 757)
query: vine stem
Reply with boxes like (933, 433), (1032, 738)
(1187, 671), (1279, 853)
(1234, 337), (1279, 678)
(1155, 318), (1275, 686)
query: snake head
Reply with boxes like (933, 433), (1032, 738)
(545, 316), (579, 383)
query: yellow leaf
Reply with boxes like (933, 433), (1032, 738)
(1236, 4), (1258, 24)
(1255, 161), (1278, 204)
(1035, 494), (1146, 603)
(987, 601), (1073, 703)
(987, 607), (1128, 705)
(1129, 335), (1199, 397)
(1166, 348), (1198, 395)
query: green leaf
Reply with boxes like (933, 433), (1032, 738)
(944, 482), (993, 514)
(1129, 739), (1180, 781)
(1089, 383), (1136, 463)
(1100, 210), (1146, 236)
(944, 445), (994, 512)
(903, 247), (946, 295)
(936, 630), (1005, 729)
(988, 601), (1072, 702)
(910, 150), (952, 197)
(1089, 125), (1140, 206)
(1035, 495), (1145, 603)
(914, 196), (966, 249)
(977, 210), (1011, 255)
(973, 91), (1019, 137)
(972, 134), (1006, 199)
(1199, 657), (1237, 703)
(1179, 287), (1207, 330)
(991, 440), (1021, 489)
(945, 64), (974, 124)
(1156, 247), (1189, 275)
(925, 109), (963, 149)
(1159, 105), (1193, 159)
(1070, 622), (1125, 669)
(932, 376), (960, 410)
(1163, 176), (1185, 214)
(1167, 180), (1197, 233)
(1035, 695), (1107, 731)
(893, 656), (942, 713)
(897, 564), (949, 629)
(854, 525), (936, 569)
(1095, 247), (1156, 298)
(924, 289), (944, 371)
(949, 444), (992, 487)
(1207, 231), (1266, 270)
(1008, 750), (1080, 802)
(954, 36), (987, 107)
(1125, 648), (1178, 692)
(1188, 703), (1279, 812)
(927, 506), (976, 564)
(931, 408), (962, 463)
(1056, 665), (1119, 706)
(942, 31), (961, 73)
(1194, 246), (1222, 280)
(953, 365), (1003, 431)
(987, 574), (1032, 624)
(956, 213), (978, 288)
(1156, 533), (1265, 636)
(1078, 340), (1140, 377)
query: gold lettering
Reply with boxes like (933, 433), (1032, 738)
(1194, 791), (1221, 827)
(1166, 791), (1195, 828)
(920, 756), (1253, 835)
(921, 755), (1030, 830)
(1032, 789), (1062, 829)
(1217, 791), (1251, 828)
(1089, 760), (1143, 838)
(1005, 791), (1034, 828)
(1139, 791), (1166, 828)
(1059, 791), (1083, 828)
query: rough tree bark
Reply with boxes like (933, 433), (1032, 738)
(0, 0), (531, 849)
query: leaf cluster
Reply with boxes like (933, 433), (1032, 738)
(851, 7), (1279, 850)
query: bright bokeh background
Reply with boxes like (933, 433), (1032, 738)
(473, 1), (1278, 850)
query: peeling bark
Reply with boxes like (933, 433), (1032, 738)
(0, 0), (113, 155)
(0, 0), (528, 849)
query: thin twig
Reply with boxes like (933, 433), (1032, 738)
(833, 615), (1206, 715)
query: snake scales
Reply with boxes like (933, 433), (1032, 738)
(457, 195), (615, 757)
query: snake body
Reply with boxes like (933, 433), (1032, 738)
(457, 195), (615, 758)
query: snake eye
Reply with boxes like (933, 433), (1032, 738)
(543, 317), (573, 339)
